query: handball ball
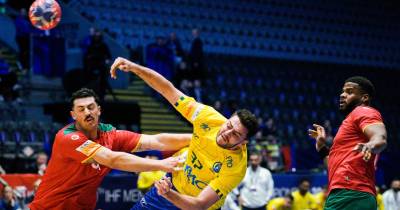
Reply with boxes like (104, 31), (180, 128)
(29, 0), (62, 30)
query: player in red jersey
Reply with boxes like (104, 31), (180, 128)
(29, 88), (191, 210)
(308, 76), (387, 210)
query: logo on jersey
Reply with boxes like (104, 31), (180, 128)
(213, 162), (222, 173)
(200, 123), (210, 132)
(191, 104), (204, 121)
(184, 165), (208, 190)
(76, 140), (102, 157)
(71, 134), (79, 140)
(226, 156), (233, 168)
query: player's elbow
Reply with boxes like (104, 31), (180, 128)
(93, 148), (120, 169)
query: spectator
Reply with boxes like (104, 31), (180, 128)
(263, 118), (277, 136)
(24, 152), (48, 175)
(80, 27), (96, 69)
(167, 32), (185, 66)
(0, 186), (21, 210)
(382, 178), (400, 210)
(146, 36), (174, 81)
(188, 28), (204, 80)
(14, 8), (32, 70)
(291, 179), (317, 210)
(193, 80), (202, 102)
(237, 152), (274, 210)
(84, 31), (115, 101)
(265, 135), (283, 172)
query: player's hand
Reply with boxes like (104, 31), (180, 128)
(155, 176), (172, 196)
(308, 124), (327, 151)
(353, 143), (373, 161)
(110, 57), (139, 79)
(159, 155), (185, 172)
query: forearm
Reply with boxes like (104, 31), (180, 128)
(95, 149), (162, 172)
(154, 133), (191, 151)
(163, 190), (205, 210)
(130, 65), (179, 104)
(368, 134), (387, 154)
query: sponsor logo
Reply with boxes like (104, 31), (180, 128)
(213, 162), (222, 173)
(200, 123), (210, 132)
(184, 165), (208, 190)
(226, 156), (233, 168)
(71, 134), (79, 140)
(191, 104), (204, 121)
(76, 140), (101, 156)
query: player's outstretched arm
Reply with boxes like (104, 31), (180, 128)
(138, 133), (191, 152)
(110, 57), (186, 105)
(92, 147), (180, 172)
(353, 123), (387, 161)
(155, 177), (220, 210)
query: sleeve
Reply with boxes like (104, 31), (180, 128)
(208, 155), (246, 200)
(353, 107), (383, 132)
(113, 130), (142, 153)
(173, 96), (222, 125)
(57, 132), (103, 164)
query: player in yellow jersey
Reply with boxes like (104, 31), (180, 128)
(110, 57), (258, 210)
(291, 179), (317, 210)
(314, 185), (328, 210)
(267, 194), (293, 210)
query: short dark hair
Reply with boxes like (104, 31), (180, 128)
(299, 178), (310, 185)
(70, 88), (100, 109)
(345, 76), (375, 98)
(233, 109), (259, 138)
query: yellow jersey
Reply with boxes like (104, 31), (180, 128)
(267, 197), (290, 210)
(376, 193), (384, 210)
(291, 190), (317, 210)
(137, 171), (165, 191)
(172, 96), (247, 210)
(313, 191), (326, 210)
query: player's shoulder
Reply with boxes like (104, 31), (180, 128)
(353, 105), (380, 113)
(352, 106), (381, 116)
(98, 123), (115, 133)
(57, 123), (85, 140)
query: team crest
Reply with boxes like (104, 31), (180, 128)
(213, 162), (222, 173)
(71, 134), (80, 140)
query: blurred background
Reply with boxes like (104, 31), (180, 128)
(0, 0), (399, 209)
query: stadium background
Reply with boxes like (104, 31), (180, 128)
(0, 0), (399, 209)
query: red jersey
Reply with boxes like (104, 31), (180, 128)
(30, 123), (141, 210)
(328, 106), (383, 196)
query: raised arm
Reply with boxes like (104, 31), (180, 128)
(138, 133), (192, 152)
(308, 124), (329, 159)
(91, 147), (179, 172)
(110, 57), (186, 105)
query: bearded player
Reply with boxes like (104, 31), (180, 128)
(110, 57), (258, 210)
(30, 88), (191, 209)
(309, 76), (387, 210)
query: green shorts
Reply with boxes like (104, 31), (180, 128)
(324, 189), (377, 210)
